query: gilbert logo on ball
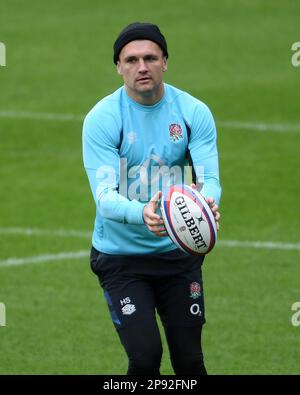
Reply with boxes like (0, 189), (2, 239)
(161, 184), (217, 255)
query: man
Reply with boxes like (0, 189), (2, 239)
(82, 22), (221, 375)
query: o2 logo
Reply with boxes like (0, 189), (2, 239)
(190, 303), (202, 316)
(291, 302), (300, 327)
(291, 42), (300, 67)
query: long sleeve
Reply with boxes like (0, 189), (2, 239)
(82, 108), (146, 225)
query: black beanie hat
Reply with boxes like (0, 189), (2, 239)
(113, 22), (168, 64)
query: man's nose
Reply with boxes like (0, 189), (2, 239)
(137, 59), (147, 72)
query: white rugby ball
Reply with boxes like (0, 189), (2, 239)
(160, 184), (217, 255)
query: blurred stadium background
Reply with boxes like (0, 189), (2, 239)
(0, 0), (299, 374)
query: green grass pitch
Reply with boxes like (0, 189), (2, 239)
(0, 0), (300, 374)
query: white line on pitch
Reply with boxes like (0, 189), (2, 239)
(0, 250), (89, 268)
(0, 110), (83, 122)
(0, 110), (299, 132)
(1, 227), (300, 268)
(0, 227), (91, 238)
(218, 240), (300, 251)
(0, 239), (299, 268)
(218, 120), (300, 132)
(1, 239), (299, 268)
(1, 227), (300, 251)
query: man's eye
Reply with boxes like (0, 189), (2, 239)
(146, 56), (157, 61)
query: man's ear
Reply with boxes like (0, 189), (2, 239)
(162, 57), (168, 72)
(117, 61), (122, 75)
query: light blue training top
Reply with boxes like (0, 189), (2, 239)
(82, 83), (221, 255)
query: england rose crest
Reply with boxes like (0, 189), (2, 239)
(169, 123), (183, 142)
(190, 282), (201, 299)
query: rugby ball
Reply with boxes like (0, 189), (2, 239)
(160, 184), (217, 255)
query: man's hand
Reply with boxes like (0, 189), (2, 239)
(191, 183), (220, 231)
(143, 191), (168, 237)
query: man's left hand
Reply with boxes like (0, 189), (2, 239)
(191, 184), (220, 231)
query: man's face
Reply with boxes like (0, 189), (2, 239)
(117, 40), (167, 104)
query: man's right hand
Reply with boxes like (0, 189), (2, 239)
(143, 191), (168, 237)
